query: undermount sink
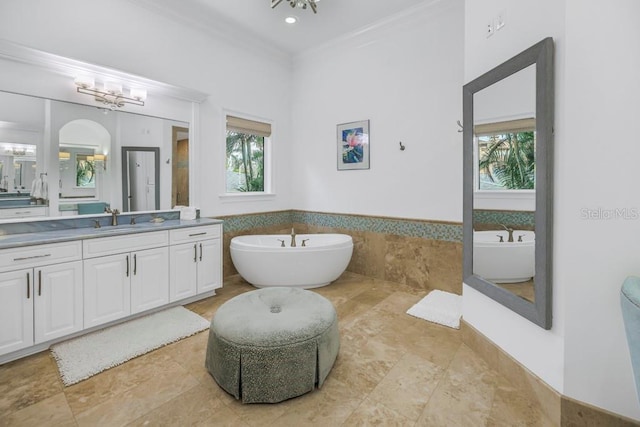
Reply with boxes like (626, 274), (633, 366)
(92, 225), (138, 233)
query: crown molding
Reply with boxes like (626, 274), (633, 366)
(127, 0), (291, 64)
(293, 0), (444, 61)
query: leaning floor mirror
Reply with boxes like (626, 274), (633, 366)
(463, 37), (554, 329)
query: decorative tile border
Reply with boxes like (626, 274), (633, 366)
(217, 210), (293, 234)
(473, 209), (534, 228)
(219, 210), (462, 242)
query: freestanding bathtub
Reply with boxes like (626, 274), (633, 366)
(230, 233), (354, 288)
(473, 230), (535, 283)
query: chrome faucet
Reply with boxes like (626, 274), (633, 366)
(500, 224), (514, 242)
(290, 228), (296, 247)
(105, 208), (120, 226)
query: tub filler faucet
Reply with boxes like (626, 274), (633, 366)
(290, 228), (296, 247)
(500, 224), (514, 242)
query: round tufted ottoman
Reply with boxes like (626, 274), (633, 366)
(205, 287), (340, 403)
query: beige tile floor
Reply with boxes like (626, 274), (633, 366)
(0, 272), (553, 426)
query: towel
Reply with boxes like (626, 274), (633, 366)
(406, 290), (462, 329)
(31, 177), (42, 199)
(30, 177), (49, 200)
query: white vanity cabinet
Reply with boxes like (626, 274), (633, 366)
(0, 220), (223, 363)
(169, 225), (222, 301)
(0, 241), (83, 356)
(83, 231), (169, 329)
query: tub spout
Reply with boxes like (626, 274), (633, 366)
(290, 228), (296, 247)
(500, 224), (514, 242)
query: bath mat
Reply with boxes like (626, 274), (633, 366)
(51, 306), (210, 386)
(406, 290), (462, 329)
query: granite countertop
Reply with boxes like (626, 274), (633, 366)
(0, 217), (223, 250)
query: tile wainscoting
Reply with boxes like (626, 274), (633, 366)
(217, 210), (463, 295)
(473, 209), (535, 231)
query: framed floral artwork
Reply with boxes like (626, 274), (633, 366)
(337, 120), (370, 170)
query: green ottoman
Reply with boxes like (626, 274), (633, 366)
(205, 287), (340, 403)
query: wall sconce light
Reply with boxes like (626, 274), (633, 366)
(93, 154), (107, 170)
(59, 152), (71, 161)
(74, 76), (147, 110)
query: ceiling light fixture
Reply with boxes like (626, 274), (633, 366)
(271, 0), (318, 14)
(285, 16), (298, 24)
(74, 76), (147, 110)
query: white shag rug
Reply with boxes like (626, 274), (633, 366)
(51, 306), (210, 386)
(406, 290), (462, 329)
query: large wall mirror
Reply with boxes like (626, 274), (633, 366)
(463, 37), (554, 329)
(0, 90), (189, 219)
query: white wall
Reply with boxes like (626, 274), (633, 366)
(466, 0), (640, 420)
(463, 0), (566, 394)
(290, 0), (464, 221)
(0, 0), (293, 217)
(560, 0), (640, 419)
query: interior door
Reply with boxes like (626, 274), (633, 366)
(122, 147), (160, 212)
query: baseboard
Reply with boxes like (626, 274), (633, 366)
(561, 396), (640, 427)
(461, 320), (561, 424)
(461, 320), (640, 426)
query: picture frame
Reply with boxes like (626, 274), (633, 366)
(337, 120), (370, 170)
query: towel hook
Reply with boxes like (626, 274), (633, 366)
(399, 141), (406, 151)
(456, 120), (464, 133)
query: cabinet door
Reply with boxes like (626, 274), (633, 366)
(0, 269), (33, 356)
(84, 254), (131, 329)
(131, 247), (169, 314)
(197, 239), (222, 294)
(34, 261), (83, 344)
(169, 243), (198, 301)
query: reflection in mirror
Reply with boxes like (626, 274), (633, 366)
(122, 146), (160, 212)
(172, 126), (189, 207)
(0, 90), (190, 218)
(473, 64), (536, 303)
(0, 143), (36, 192)
(463, 37), (554, 329)
(58, 119), (111, 201)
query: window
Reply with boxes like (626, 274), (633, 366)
(225, 115), (270, 193)
(475, 118), (535, 191)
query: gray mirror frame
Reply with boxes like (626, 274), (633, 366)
(121, 146), (161, 212)
(463, 37), (554, 329)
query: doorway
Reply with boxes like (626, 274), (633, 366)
(172, 126), (189, 207)
(121, 146), (160, 212)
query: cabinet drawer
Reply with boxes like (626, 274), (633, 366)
(83, 231), (169, 259)
(0, 241), (82, 273)
(0, 206), (48, 219)
(169, 225), (221, 244)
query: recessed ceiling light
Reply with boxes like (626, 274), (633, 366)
(285, 16), (298, 24)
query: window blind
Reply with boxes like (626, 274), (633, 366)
(226, 115), (271, 137)
(474, 118), (535, 136)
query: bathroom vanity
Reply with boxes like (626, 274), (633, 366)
(0, 216), (222, 364)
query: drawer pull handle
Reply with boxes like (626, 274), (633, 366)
(199, 243), (203, 261)
(189, 232), (207, 237)
(26, 272), (30, 299)
(134, 254), (137, 276)
(193, 244), (197, 262)
(14, 254), (51, 261)
(126, 255), (130, 277)
(38, 270), (42, 296)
